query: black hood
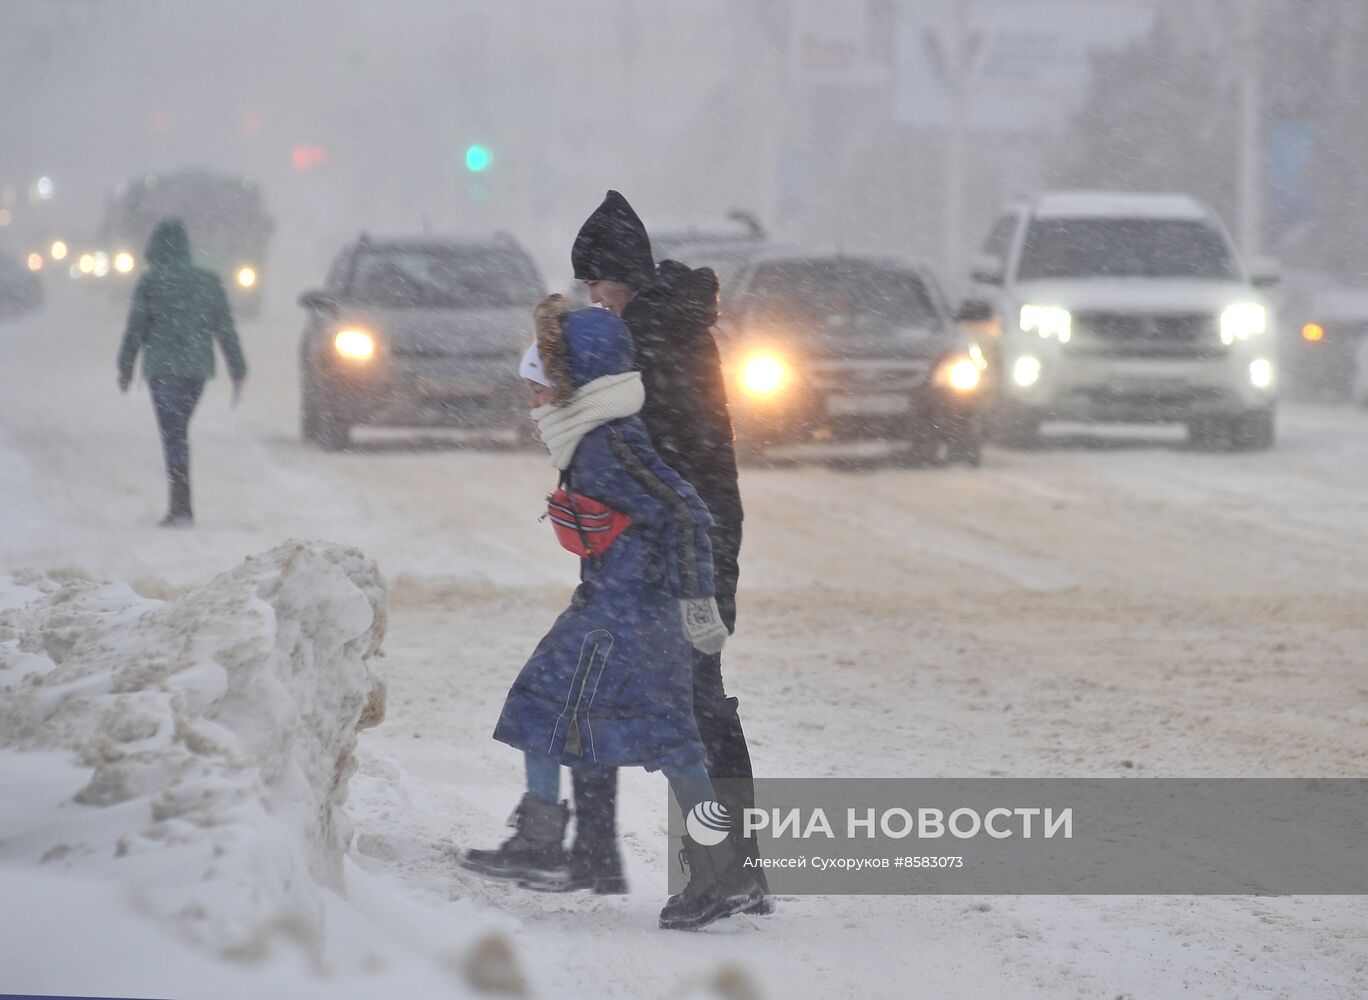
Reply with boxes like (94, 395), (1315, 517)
(571, 190), (655, 290)
(145, 219), (192, 269)
(632, 258), (719, 328)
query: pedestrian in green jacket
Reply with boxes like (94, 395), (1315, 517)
(117, 219), (247, 526)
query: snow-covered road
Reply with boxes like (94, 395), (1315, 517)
(3, 294), (1367, 998)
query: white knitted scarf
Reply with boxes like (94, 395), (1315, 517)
(532, 371), (645, 470)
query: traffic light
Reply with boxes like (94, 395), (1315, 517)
(465, 144), (492, 173)
(292, 145), (329, 172)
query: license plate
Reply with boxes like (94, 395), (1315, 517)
(826, 393), (911, 416)
(1112, 359), (1204, 381)
(413, 376), (495, 398)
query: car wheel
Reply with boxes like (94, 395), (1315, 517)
(943, 411), (984, 467)
(1352, 371), (1368, 408)
(947, 429), (984, 467)
(301, 375), (350, 451)
(1187, 416), (1224, 451)
(895, 422), (945, 467)
(991, 407), (1041, 449)
(1230, 408), (1275, 452)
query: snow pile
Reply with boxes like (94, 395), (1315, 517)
(0, 540), (387, 962)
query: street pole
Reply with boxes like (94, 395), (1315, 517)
(943, 0), (971, 289)
(1237, 0), (1262, 259)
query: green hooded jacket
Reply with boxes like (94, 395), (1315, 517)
(117, 219), (247, 381)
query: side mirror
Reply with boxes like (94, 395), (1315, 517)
(298, 289), (339, 312)
(955, 298), (996, 324)
(1249, 257), (1281, 288)
(969, 253), (1005, 286)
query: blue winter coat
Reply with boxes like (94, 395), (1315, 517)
(494, 417), (715, 770)
(494, 311), (716, 772)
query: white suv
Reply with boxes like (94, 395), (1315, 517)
(963, 192), (1279, 450)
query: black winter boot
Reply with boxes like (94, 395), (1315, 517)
(714, 776), (774, 915)
(160, 465), (193, 528)
(523, 839), (627, 894)
(461, 794), (570, 885)
(702, 708), (773, 915)
(658, 833), (765, 931)
(534, 766), (628, 894)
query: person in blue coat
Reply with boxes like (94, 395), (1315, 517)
(462, 295), (764, 930)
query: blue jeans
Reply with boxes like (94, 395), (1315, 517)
(524, 752), (715, 815)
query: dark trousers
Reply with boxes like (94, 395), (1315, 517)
(572, 523), (762, 881)
(148, 376), (204, 516)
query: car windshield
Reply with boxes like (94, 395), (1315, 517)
(349, 248), (540, 309)
(120, 180), (269, 257)
(655, 243), (759, 289)
(1016, 218), (1238, 281)
(744, 260), (941, 331)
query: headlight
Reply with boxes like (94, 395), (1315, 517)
(739, 352), (789, 397)
(77, 253), (95, 275)
(1249, 358), (1274, 389)
(334, 328), (376, 361)
(92, 252), (110, 278)
(114, 251), (135, 274)
(1013, 355), (1042, 387)
(237, 266), (257, 289)
(26, 252), (43, 272)
(935, 356), (982, 392)
(1019, 304), (1071, 343)
(1301, 323), (1324, 343)
(1220, 302), (1266, 345)
(50, 240), (68, 262)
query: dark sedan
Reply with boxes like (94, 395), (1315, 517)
(718, 253), (987, 466)
(299, 235), (544, 449)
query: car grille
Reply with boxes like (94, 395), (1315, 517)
(1073, 312), (1224, 358)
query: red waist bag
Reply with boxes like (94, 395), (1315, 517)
(545, 474), (631, 558)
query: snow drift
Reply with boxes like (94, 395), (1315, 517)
(0, 540), (387, 961)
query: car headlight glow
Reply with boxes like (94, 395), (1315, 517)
(935, 356), (982, 392)
(237, 266), (258, 289)
(77, 253), (95, 275)
(26, 252), (43, 272)
(92, 252), (110, 278)
(740, 353), (788, 397)
(1020, 304), (1071, 343)
(114, 251), (135, 274)
(1013, 355), (1042, 387)
(1220, 302), (1267, 345)
(334, 328), (376, 361)
(1249, 357), (1274, 389)
(50, 240), (68, 262)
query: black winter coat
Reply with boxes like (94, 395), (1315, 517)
(622, 260), (743, 600)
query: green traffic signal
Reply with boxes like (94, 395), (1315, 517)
(465, 144), (492, 173)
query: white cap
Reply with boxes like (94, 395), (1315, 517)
(519, 342), (550, 387)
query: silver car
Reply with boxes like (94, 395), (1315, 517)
(299, 234), (543, 450)
(962, 192), (1280, 451)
